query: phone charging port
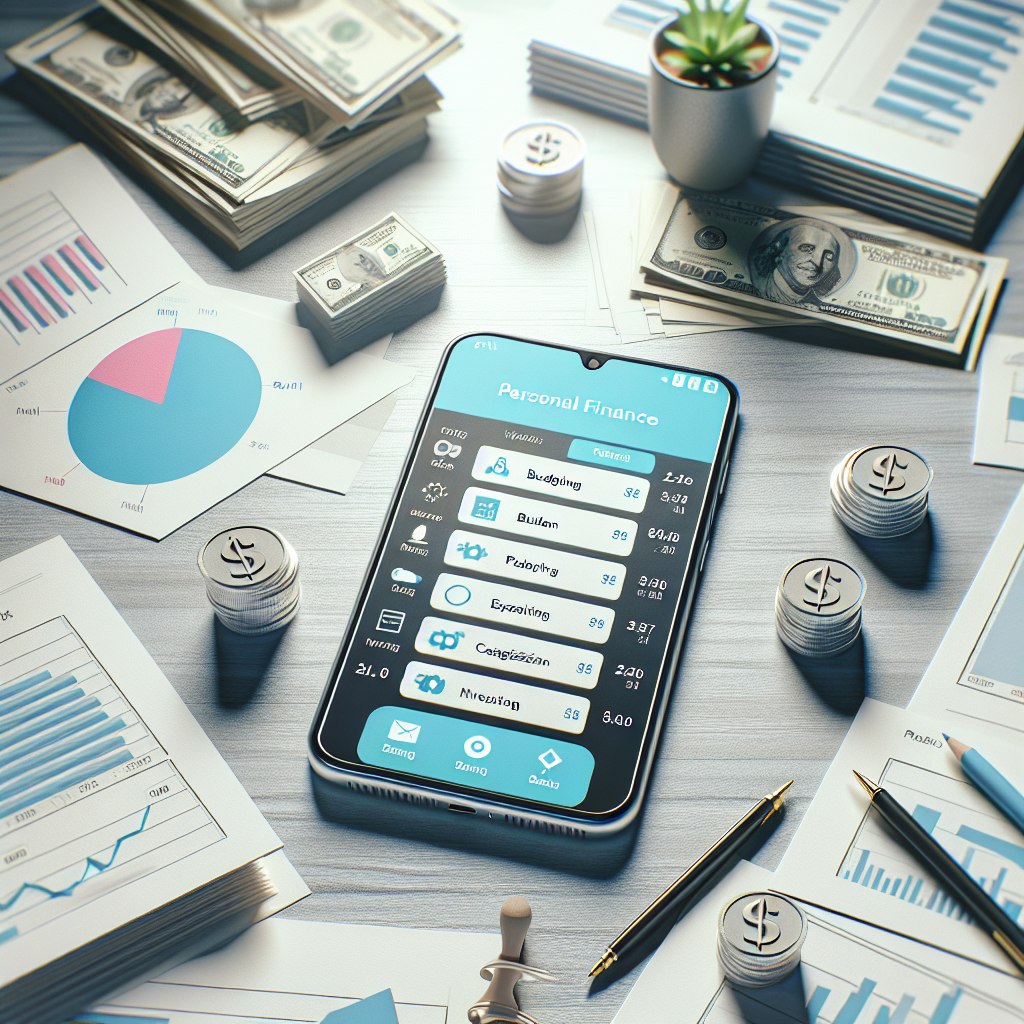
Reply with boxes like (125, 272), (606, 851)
(448, 803), (476, 814)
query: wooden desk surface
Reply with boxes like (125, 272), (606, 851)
(2, 3), (1023, 1020)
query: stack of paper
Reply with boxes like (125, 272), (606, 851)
(0, 538), (309, 1024)
(530, 0), (1024, 246)
(7, 2), (461, 251)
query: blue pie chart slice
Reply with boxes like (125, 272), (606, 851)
(68, 327), (261, 485)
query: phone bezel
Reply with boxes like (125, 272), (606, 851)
(308, 332), (739, 834)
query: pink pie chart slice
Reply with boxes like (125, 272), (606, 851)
(88, 327), (181, 405)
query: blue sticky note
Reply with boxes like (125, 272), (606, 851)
(319, 990), (399, 1024)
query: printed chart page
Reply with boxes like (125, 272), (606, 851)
(749, 0), (1024, 199)
(0, 284), (414, 538)
(771, 700), (1024, 973)
(0, 145), (199, 382)
(973, 336), (1024, 472)
(89, 917), (497, 1024)
(613, 860), (1024, 1023)
(910, 486), (1024, 737)
(0, 538), (287, 992)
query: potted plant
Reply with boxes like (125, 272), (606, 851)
(648, 0), (779, 191)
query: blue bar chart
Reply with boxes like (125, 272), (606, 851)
(0, 618), (223, 948)
(838, 759), (1024, 928)
(700, 909), (1018, 1023)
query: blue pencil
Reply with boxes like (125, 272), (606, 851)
(945, 734), (1024, 836)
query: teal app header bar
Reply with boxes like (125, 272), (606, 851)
(435, 337), (732, 464)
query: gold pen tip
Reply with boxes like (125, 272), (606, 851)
(589, 951), (615, 978)
(852, 769), (879, 795)
(768, 779), (794, 811)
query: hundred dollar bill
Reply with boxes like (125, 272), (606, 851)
(296, 213), (440, 314)
(165, 0), (461, 124)
(7, 9), (318, 202)
(639, 187), (1003, 356)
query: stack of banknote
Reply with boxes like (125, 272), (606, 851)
(6, 2), (461, 251)
(632, 184), (1008, 369)
(295, 213), (445, 350)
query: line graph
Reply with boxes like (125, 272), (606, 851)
(0, 806), (150, 913)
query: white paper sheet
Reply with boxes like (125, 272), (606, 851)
(771, 699), (1024, 974)
(0, 537), (304, 990)
(909, 486), (1024, 740)
(973, 336), (1024, 472)
(613, 860), (1024, 1023)
(88, 917), (497, 1024)
(0, 145), (199, 383)
(0, 284), (415, 538)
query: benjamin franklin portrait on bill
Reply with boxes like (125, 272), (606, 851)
(748, 217), (853, 307)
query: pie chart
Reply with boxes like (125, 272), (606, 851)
(68, 328), (261, 485)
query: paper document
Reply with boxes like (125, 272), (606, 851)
(909, 486), (1024, 738)
(0, 537), (306, 999)
(86, 916), (496, 1024)
(0, 145), (198, 383)
(973, 336), (1024, 472)
(0, 284), (414, 538)
(772, 699), (1024, 973)
(613, 860), (1024, 1023)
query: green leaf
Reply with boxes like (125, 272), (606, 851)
(722, 0), (752, 37)
(659, 49), (698, 72)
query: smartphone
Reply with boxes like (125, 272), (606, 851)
(308, 334), (738, 835)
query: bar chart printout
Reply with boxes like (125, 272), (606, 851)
(0, 191), (124, 342)
(958, 540), (1024, 704)
(697, 911), (1021, 1024)
(837, 759), (1024, 926)
(0, 617), (224, 949)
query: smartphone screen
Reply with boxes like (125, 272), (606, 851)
(312, 335), (736, 824)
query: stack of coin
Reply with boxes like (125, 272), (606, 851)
(717, 892), (807, 988)
(498, 121), (585, 217)
(775, 557), (865, 658)
(830, 446), (932, 538)
(198, 526), (300, 635)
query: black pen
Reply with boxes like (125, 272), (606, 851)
(853, 770), (1024, 973)
(589, 780), (793, 979)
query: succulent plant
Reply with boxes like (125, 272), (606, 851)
(657, 0), (774, 88)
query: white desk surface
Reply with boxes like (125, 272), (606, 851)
(1, 3), (1023, 1021)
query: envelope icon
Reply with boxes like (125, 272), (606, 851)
(388, 719), (421, 744)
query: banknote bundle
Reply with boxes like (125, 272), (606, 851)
(295, 213), (445, 351)
(634, 185), (1008, 368)
(7, 2), (461, 251)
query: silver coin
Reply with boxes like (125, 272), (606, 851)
(499, 121), (585, 179)
(200, 526), (286, 588)
(779, 558), (864, 619)
(848, 446), (931, 503)
(717, 892), (806, 987)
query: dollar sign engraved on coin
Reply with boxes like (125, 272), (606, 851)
(741, 898), (781, 951)
(220, 535), (266, 580)
(869, 452), (908, 494)
(803, 564), (842, 611)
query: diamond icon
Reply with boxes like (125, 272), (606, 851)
(538, 749), (562, 773)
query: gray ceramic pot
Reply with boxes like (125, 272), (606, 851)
(648, 15), (779, 191)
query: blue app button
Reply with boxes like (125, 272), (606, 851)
(357, 706), (595, 808)
(568, 438), (656, 475)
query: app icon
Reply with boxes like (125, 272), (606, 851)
(428, 628), (464, 650)
(444, 584), (472, 606)
(538, 749), (563, 773)
(456, 541), (487, 561)
(471, 495), (501, 521)
(464, 735), (491, 759)
(422, 482), (447, 503)
(391, 568), (422, 584)
(376, 609), (406, 633)
(414, 673), (445, 694)
(410, 525), (428, 543)
(485, 456), (509, 477)
(434, 440), (463, 458)
(388, 719), (421, 743)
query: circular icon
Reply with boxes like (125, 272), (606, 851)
(444, 585), (471, 606)
(433, 440), (462, 458)
(104, 44), (136, 66)
(326, 278), (342, 290)
(694, 226), (727, 250)
(464, 735), (491, 759)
